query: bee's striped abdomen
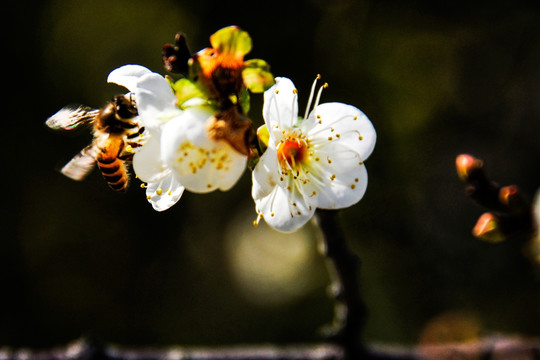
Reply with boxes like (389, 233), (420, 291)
(97, 140), (129, 192)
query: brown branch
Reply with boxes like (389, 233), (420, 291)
(2, 338), (539, 360)
(0, 341), (345, 360)
(313, 209), (367, 358)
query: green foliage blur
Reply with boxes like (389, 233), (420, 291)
(3, 0), (539, 348)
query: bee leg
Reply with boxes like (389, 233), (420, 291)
(118, 153), (134, 161)
(127, 126), (145, 139)
(118, 141), (143, 161)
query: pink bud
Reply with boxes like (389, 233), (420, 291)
(472, 212), (505, 243)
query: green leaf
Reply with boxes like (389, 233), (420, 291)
(210, 26), (252, 57)
(242, 59), (275, 93)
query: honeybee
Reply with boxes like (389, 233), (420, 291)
(46, 94), (144, 191)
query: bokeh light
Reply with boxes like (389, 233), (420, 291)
(225, 208), (327, 307)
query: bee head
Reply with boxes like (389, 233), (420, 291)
(114, 94), (138, 119)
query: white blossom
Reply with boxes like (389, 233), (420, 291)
(108, 65), (247, 210)
(252, 77), (376, 232)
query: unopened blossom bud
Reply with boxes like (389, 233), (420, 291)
(499, 185), (528, 214)
(162, 32), (191, 74)
(456, 154), (484, 181)
(472, 212), (506, 243)
(499, 184), (518, 202)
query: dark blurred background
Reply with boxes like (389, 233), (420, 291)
(3, 0), (539, 349)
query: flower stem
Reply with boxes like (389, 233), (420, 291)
(314, 209), (367, 357)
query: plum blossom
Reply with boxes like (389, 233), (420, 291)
(108, 64), (247, 211)
(252, 77), (376, 232)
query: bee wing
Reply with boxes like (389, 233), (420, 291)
(46, 105), (99, 131)
(61, 145), (99, 181)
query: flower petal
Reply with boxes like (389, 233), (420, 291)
(146, 173), (185, 211)
(252, 149), (316, 233)
(161, 107), (212, 149)
(315, 157), (368, 209)
(251, 147), (280, 201)
(161, 107), (247, 193)
(132, 132), (169, 183)
(306, 102), (376, 161)
(136, 72), (180, 130)
(306, 124), (371, 209)
(107, 65), (152, 91)
(263, 77), (299, 140)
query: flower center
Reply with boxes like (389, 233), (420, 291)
(277, 136), (308, 170)
(174, 141), (232, 175)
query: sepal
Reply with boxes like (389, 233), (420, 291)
(210, 25), (252, 58)
(172, 78), (212, 109)
(242, 59), (275, 93)
(256, 124), (269, 153)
